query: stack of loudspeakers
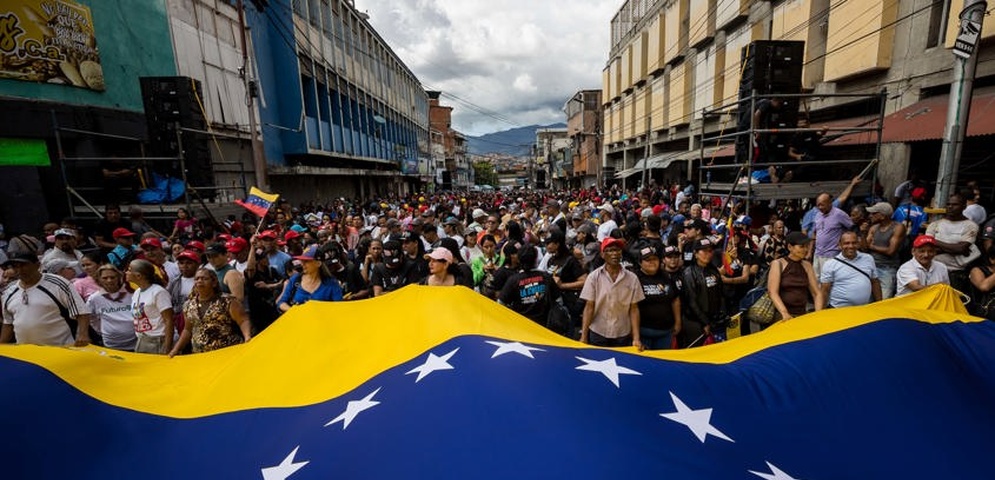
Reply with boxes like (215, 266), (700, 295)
(140, 76), (215, 199)
(735, 41), (804, 165)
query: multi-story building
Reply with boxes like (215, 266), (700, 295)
(603, 0), (995, 199)
(247, 0), (430, 201)
(565, 89), (604, 189)
(535, 127), (571, 190)
(428, 91), (470, 190)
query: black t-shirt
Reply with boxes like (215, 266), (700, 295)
(488, 265), (516, 296)
(498, 270), (560, 325)
(93, 218), (129, 244)
(636, 270), (680, 330)
(330, 261), (366, 296)
(371, 260), (418, 293)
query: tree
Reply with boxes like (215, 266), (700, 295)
(472, 161), (498, 186)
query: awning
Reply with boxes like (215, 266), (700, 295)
(614, 151), (684, 178)
(832, 88), (995, 145)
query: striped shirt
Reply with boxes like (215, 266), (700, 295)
(2, 274), (90, 346)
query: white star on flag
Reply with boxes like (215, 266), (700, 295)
(660, 391), (734, 443)
(261, 445), (308, 480)
(575, 356), (641, 387)
(405, 347), (459, 382)
(749, 461), (801, 480)
(324, 387), (381, 429)
(486, 340), (545, 359)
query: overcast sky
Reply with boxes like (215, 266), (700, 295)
(352, 0), (619, 137)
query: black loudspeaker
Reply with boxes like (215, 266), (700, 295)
(535, 169), (547, 190)
(736, 41), (804, 163)
(140, 76), (214, 198)
(441, 170), (453, 191)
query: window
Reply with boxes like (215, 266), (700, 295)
(927, 0), (951, 49)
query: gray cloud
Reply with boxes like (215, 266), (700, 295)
(353, 0), (617, 136)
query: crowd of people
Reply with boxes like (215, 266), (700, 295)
(2, 177), (994, 354)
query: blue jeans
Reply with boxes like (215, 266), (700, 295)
(876, 265), (897, 300)
(640, 327), (673, 350)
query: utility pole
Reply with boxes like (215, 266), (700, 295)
(935, 0), (987, 206)
(237, 0), (268, 190)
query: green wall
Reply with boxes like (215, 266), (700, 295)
(0, 0), (177, 112)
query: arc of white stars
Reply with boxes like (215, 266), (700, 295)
(749, 461), (802, 480)
(486, 340), (545, 359)
(323, 387), (381, 429)
(575, 356), (642, 387)
(261, 445), (308, 480)
(659, 391), (734, 443)
(405, 347), (459, 382)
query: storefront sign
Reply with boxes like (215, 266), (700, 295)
(0, 0), (104, 90)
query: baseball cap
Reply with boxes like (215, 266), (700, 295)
(424, 247), (454, 264)
(641, 207), (654, 219)
(186, 240), (206, 253)
(175, 250), (201, 263)
(652, 205), (666, 216)
(601, 237), (625, 252)
(693, 238), (717, 251)
(637, 245), (661, 261)
(284, 230), (301, 241)
(2, 252), (39, 267)
(140, 237), (163, 250)
(294, 244), (323, 261)
(911, 187), (928, 201)
(226, 237), (248, 253)
(54, 228), (76, 238)
(599, 203), (615, 216)
(44, 258), (77, 273)
(686, 219), (710, 232)
(472, 208), (487, 219)
(786, 231), (812, 246)
(112, 228), (136, 239)
(205, 243), (228, 256)
(444, 216), (461, 226)
(913, 235), (937, 249)
(866, 202), (894, 217)
(257, 230), (278, 240)
(662, 245), (681, 257)
(734, 215), (752, 227)
(386, 218), (401, 228)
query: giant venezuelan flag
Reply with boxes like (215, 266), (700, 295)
(1, 285), (993, 479)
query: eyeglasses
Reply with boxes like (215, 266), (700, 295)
(22, 288), (29, 305)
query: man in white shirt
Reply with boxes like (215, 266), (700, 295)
(41, 228), (83, 274)
(819, 231), (881, 308)
(896, 235), (950, 296)
(596, 204), (618, 242)
(1, 252), (92, 346)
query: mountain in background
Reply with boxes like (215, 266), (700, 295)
(466, 123), (566, 157)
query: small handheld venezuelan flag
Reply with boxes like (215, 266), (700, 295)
(235, 186), (279, 217)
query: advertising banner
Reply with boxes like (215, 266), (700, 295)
(0, 0), (104, 90)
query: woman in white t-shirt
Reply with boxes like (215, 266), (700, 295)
(86, 264), (136, 351)
(127, 259), (174, 354)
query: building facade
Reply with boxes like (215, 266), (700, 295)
(0, 0), (178, 233)
(428, 91), (471, 190)
(604, 0), (995, 199)
(534, 127), (571, 190)
(565, 89), (603, 189)
(247, 0), (430, 202)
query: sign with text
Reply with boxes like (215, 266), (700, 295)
(953, 18), (982, 59)
(0, 0), (104, 90)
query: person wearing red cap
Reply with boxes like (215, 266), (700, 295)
(139, 237), (176, 285)
(896, 235), (949, 296)
(579, 237), (645, 349)
(283, 230), (304, 257)
(226, 237), (250, 273)
(257, 230), (292, 278)
(107, 228), (138, 269)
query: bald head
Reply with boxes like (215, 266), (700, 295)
(816, 193), (833, 214)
